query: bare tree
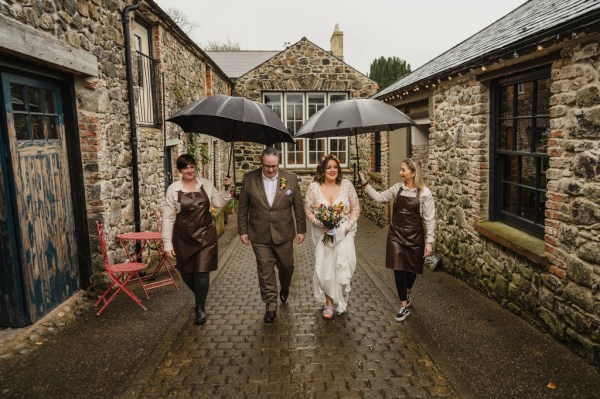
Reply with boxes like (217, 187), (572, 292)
(203, 38), (241, 52)
(165, 7), (198, 36)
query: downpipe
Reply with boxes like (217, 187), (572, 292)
(122, 0), (143, 234)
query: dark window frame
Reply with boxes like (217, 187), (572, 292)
(490, 67), (550, 238)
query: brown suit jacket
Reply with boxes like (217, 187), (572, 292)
(238, 168), (306, 245)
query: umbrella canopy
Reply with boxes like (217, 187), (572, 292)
(295, 98), (416, 139)
(167, 94), (294, 146)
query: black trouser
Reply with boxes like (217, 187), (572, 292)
(181, 272), (210, 307)
(394, 270), (417, 302)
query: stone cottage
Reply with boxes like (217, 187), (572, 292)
(0, 0), (231, 327)
(207, 26), (379, 191)
(370, 0), (600, 366)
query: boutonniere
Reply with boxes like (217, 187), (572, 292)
(279, 177), (287, 190)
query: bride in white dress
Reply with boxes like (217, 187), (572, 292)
(305, 154), (360, 319)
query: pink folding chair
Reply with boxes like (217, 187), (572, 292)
(94, 221), (149, 316)
(152, 210), (179, 279)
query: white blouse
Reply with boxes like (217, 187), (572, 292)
(162, 176), (230, 252)
(364, 182), (436, 244)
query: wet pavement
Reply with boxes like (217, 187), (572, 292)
(1, 214), (600, 398)
(128, 228), (455, 399)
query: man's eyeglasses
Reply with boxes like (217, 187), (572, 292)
(262, 164), (279, 170)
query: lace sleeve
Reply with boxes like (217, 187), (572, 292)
(304, 183), (323, 227)
(346, 180), (360, 228)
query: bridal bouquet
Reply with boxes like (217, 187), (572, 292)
(312, 202), (349, 244)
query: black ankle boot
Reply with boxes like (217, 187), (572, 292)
(195, 305), (207, 325)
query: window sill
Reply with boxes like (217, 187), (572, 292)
(474, 221), (549, 266)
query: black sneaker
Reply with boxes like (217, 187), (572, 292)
(395, 306), (410, 321)
(406, 293), (412, 308)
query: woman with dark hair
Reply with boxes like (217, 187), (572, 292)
(359, 158), (435, 321)
(162, 154), (231, 325)
(305, 154), (360, 319)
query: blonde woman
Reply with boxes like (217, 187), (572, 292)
(359, 158), (435, 321)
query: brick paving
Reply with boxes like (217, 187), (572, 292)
(136, 235), (457, 399)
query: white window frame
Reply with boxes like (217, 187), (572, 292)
(284, 93), (305, 167)
(263, 91), (349, 168)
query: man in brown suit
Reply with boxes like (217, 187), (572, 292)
(238, 147), (306, 323)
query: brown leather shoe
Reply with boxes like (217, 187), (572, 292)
(279, 290), (289, 304)
(263, 310), (277, 323)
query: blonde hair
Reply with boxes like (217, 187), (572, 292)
(402, 158), (425, 192)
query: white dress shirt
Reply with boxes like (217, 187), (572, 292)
(262, 172), (278, 206)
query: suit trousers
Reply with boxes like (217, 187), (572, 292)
(251, 240), (294, 311)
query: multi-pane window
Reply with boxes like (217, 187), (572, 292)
(493, 69), (550, 237)
(307, 94), (326, 165)
(10, 84), (59, 141)
(285, 94), (304, 166)
(264, 92), (349, 168)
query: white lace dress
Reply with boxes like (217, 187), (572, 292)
(305, 179), (360, 314)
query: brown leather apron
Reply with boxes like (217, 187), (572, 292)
(385, 188), (425, 273)
(172, 187), (218, 273)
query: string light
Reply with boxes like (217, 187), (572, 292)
(513, 50), (519, 59)
(537, 44), (543, 51)
(481, 65), (487, 71)
(448, 75), (452, 80)
(572, 32), (578, 39)
(437, 78), (441, 83)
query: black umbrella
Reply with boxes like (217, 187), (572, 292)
(167, 94), (294, 189)
(295, 98), (416, 173)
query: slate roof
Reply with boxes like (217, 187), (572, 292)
(206, 51), (280, 79)
(374, 0), (600, 98)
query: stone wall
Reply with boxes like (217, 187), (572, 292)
(543, 39), (600, 364)
(2, 1), (231, 270)
(233, 37), (378, 190)
(411, 144), (430, 183)
(428, 36), (600, 366)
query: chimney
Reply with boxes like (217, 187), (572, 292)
(330, 24), (343, 61)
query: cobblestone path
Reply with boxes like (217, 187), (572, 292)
(137, 238), (457, 399)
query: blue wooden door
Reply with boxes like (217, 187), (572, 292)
(0, 73), (79, 324)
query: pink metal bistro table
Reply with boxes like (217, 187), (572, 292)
(116, 231), (180, 292)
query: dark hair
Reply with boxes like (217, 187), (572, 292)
(315, 154), (342, 185)
(261, 146), (281, 162)
(176, 154), (197, 171)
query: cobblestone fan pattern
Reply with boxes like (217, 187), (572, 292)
(137, 240), (457, 399)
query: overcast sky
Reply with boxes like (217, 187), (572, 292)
(154, 0), (528, 76)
